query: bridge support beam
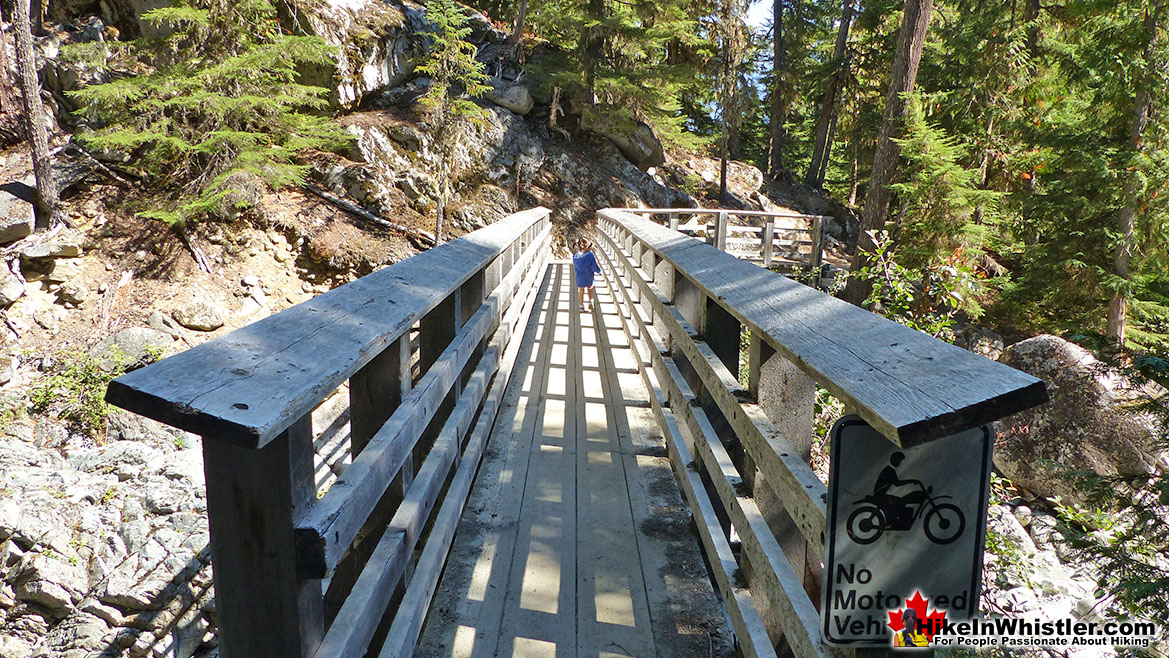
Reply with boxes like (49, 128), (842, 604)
(748, 332), (824, 633)
(203, 415), (324, 658)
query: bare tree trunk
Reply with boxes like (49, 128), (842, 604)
(848, 135), (859, 205)
(1107, 0), (1160, 344)
(1023, 0), (1040, 58)
(720, 43), (730, 204)
(817, 104), (838, 184)
(13, 0), (62, 231)
(508, 0), (527, 44)
(805, 0), (855, 187)
(842, 0), (934, 306)
(435, 194), (446, 246)
(768, 0), (789, 180)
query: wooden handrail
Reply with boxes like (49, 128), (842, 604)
(106, 207), (551, 449)
(609, 207), (832, 221)
(595, 208), (1048, 658)
(104, 207), (552, 658)
(598, 209), (1047, 446)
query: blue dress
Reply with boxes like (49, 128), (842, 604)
(573, 250), (601, 288)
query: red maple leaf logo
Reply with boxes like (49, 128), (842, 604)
(886, 590), (947, 641)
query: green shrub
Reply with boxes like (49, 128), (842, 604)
(29, 348), (129, 439)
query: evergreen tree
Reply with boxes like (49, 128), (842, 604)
(417, 0), (492, 245)
(842, 0), (934, 306)
(66, 0), (349, 227)
(526, 0), (708, 148)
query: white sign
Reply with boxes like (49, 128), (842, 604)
(821, 416), (992, 646)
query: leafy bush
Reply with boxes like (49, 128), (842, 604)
(848, 230), (981, 341)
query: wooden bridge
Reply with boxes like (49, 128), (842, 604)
(105, 208), (1046, 658)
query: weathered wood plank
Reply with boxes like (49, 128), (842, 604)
(598, 263), (778, 658)
(106, 208), (550, 449)
(377, 263), (559, 658)
(596, 231), (828, 552)
(203, 415), (323, 658)
(599, 210), (1047, 446)
(295, 229), (550, 576)
(316, 251), (549, 658)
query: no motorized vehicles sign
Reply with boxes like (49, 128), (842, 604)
(821, 416), (993, 646)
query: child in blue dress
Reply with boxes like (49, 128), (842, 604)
(572, 239), (602, 312)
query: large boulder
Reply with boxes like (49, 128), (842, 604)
(487, 79), (534, 116)
(293, 0), (428, 108)
(0, 186), (34, 245)
(580, 106), (666, 170)
(994, 334), (1168, 504)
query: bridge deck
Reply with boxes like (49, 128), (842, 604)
(418, 261), (734, 658)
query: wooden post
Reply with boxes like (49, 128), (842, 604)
(716, 210), (728, 251)
(752, 342), (822, 607)
(203, 415), (324, 658)
(810, 215), (824, 287)
(669, 213), (679, 231)
(349, 337), (412, 456)
(763, 219), (775, 269)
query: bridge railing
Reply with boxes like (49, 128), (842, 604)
(607, 207), (828, 281)
(594, 209), (1047, 658)
(106, 208), (551, 658)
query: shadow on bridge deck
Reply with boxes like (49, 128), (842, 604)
(418, 262), (735, 658)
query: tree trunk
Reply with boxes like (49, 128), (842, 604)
(508, 0), (528, 44)
(1107, 0), (1160, 344)
(435, 194), (446, 246)
(805, 0), (855, 187)
(768, 0), (789, 180)
(848, 135), (859, 205)
(720, 24), (732, 203)
(0, 27), (25, 144)
(1023, 0), (1040, 59)
(841, 0), (934, 306)
(13, 0), (62, 231)
(817, 103), (839, 184)
(582, 0), (606, 103)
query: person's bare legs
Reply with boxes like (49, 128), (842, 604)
(588, 286), (598, 311)
(578, 286), (586, 310)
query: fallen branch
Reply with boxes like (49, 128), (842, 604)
(173, 225), (212, 273)
(303, 184), (436, 249)
(63, 143), (140, 189)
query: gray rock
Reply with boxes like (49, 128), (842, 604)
(171, 300), (226, 332)
(955, 325), (1004, 360)
(88, 327), (173, 371)
(0, 270), (25, 306)
(580, 107), (666, 170)
(19, 229), (85, 259)
(30, 611), (109, 655)
(241, 274), (259, 287)
(0, 188), (34, 245)
(995, 334), (1167, 504)
(69, 441), (165, 473)
(488, 80), (534, 115)
(56, 282), (89, 305)
(13, 552), (89, 609)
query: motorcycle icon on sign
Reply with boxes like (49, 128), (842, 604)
(845, 451), (965, 545)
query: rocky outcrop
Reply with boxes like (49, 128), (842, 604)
(0, 413), (214, 658)
(995, 334), (1167, 504)
(330, 105), (689, 233)
(0, 187), (34, 245)
(293, 0), (427, 109)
